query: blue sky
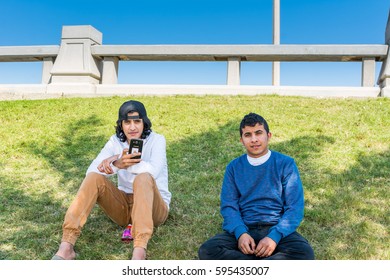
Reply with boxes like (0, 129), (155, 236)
(0, 0), (389, 86)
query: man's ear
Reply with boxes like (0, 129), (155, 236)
(240, 137), (243, 145)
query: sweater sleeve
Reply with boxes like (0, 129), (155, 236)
(220, 162), (248, 240)
(267, 159), (304, 244)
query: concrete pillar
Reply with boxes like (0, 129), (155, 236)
(42, 57), (54, 84)
(50, 25), (102, 84)
(102, 57), (119, 84)
(378, 52), (390, 97)
(361, 57), (376, 87)
(272, 62), (280, 86)
(386, 9), (390, 46)
(272, 0), (280, 86)
(378, 10), (390, 97)
(227, 57), (241, 85)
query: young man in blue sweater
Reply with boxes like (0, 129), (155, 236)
(198, 113), (314, 260)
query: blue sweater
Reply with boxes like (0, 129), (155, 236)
(220, 151), (304, 244)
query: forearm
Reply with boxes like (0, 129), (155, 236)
(268, 160), (304, 243)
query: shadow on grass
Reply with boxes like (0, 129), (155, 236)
(1, 117), (388, 259)
(30, 115), (108, 187)
(303, 149), (390, 259)
(0, 115), (122, 260)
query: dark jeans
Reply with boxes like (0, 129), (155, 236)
(198, 225), (315, 260)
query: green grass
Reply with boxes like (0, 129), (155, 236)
(0, 95), (389, 260)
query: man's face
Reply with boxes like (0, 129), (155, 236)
(122, 112), (144, 142)
(240, 123), (272, 158)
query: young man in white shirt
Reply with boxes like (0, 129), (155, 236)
(52, 100), (171, 260)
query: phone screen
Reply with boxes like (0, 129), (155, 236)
(129, 139), (143, 159)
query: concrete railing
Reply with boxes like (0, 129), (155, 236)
(93, 44), (388, 86)
(0, 13), (389, 99)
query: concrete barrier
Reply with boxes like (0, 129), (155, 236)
(1, 10), (389, 99)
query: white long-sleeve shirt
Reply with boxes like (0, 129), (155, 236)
(86, 132), (171, 208)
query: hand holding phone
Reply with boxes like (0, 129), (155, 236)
(129, 138), (143, 159)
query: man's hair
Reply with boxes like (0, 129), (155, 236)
(239, 113), (270, 136)
(115, 111), (152, 142)
(115, 100), (152, 142)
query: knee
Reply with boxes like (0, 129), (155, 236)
(294, 240), (315, 260)
(133, 173), (154, 190)
(80, 172), (109, 192)
(198, 241), (214, 260)
(85, 172), (105, 182)
(303, 244), (315, 260)
(198, 243), (208, 260)
(82, 172), (106, 187)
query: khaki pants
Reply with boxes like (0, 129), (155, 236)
(61, 172), (168, 249)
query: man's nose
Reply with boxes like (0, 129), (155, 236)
(129, 121), (136, 129)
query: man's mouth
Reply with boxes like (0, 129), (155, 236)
(128, 132), (139, 137)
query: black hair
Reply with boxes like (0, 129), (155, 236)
(115, 110), (152, 142)
(239, 113), (270, 136)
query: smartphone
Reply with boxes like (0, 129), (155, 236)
(129, 138), (143, 159)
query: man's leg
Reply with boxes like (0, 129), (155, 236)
(265, 232), (315, 260)
(54, 172), (131, 259)
(131, 173), (168, 260)
(198, 232), (256, 260)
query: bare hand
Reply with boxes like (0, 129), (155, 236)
(113, 149), (141, 169)
(254, 237), (277, 258)
(97, 155), (119, 174)
(238, 233), (256, 255)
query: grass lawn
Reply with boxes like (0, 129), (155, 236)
(0, 95), (389, 260)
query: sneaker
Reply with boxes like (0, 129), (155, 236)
(121, 224), (133, 243)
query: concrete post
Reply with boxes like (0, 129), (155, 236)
(227, 57), (241, 85)
(272, 0), (280, 86)
(378, 51), (390, 97)
(272, 61), (280, 86)
(378, 10), (390, 97)
(102, 57), (119, 84)
(42, 57), (54, 84)
(50, 25), (102, 84)
(361, 57), (376, 87)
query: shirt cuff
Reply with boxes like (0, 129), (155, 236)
(267, 229), (282, 244)
(110, 160), (119, 174)
(234, 225), (248, 240)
